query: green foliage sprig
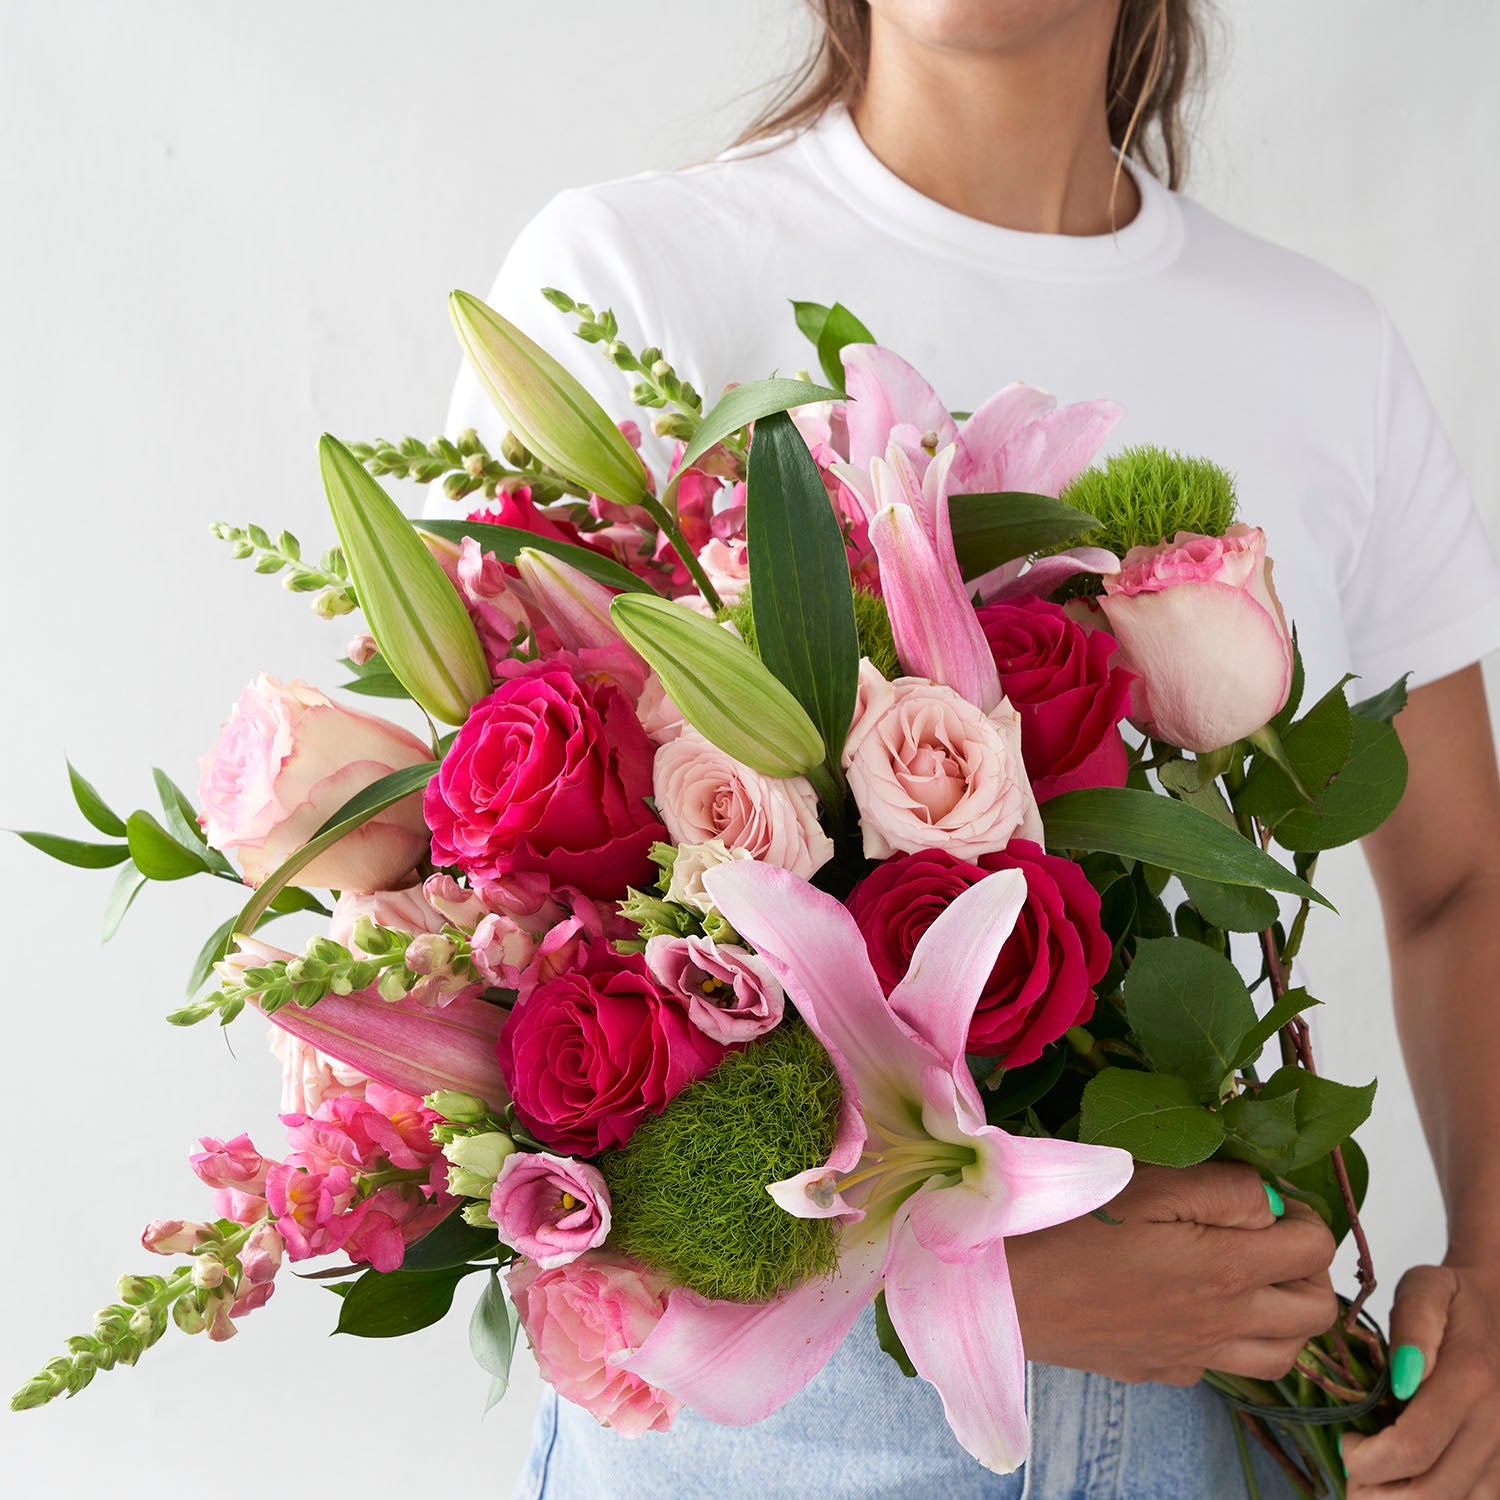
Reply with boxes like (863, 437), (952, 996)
(345, 428), (574, 506)
(210, 522), (356, 618)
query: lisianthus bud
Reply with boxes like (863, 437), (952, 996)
(442, 1132), (516, 1198)
(425, 1090), (490, 1125)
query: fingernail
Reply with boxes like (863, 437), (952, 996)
(1263, 1181), (1285, 1218)
(1391, 1344), (1425, 1401)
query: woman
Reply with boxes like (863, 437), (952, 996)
(434, 3), (1500, 1496)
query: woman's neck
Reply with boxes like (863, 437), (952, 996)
(849, 9), (1139, 237)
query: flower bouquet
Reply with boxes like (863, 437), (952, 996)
(11, 288), (1408, 1493)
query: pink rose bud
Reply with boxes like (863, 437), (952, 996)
(644, 934), (785, 1045)
(490, 1152), (613, 1268)
(1098, 525), (1294, 753)
(198, 673), (434, 891)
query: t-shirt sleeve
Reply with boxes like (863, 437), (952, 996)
(424, 187), (675, 518)
(1341, 310), (1500, 691)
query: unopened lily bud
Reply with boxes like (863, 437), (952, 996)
(424, 1090), (489, 1125)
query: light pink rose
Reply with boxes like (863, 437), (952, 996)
(1098, 524), (1294, 753)
(653, 729), (834, 879)
(508, 1252), (681, 1437)
(490, 1152), (612, 1268)
(843, 660), (1043, 862)
(199, 674), (433, 891)
(644, 934), (785, 1044)
(268, 1026), (369, 1114)
(697, 538), (751, 605)
(636, 673), (686, 745)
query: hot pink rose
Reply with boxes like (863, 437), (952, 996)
(497, 950), (725, 1155)
(490, 1151), (612, 1268)
(425, 661), (664, 901)
(653, 729), (834, 880)
(644, 934), (785, 1044)
(976, 597), (1135, 801)
(1098, 524), (1294, 753)
(508, 1252), (681, 1438)
(199, 674), (433, 891)
(846, 843), (1110, 1065)
(842, 662), (1042, 862)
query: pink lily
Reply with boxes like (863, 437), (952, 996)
(513, 548), (622, 653)
(836, 442), (1003, 712)
(969, 546), (1122, 605)
(231, 937), (509, 1104)
(843, 345), (1124, 498)
(619, 861), (1133, 1474)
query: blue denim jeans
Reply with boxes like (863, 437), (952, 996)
(511, 1306), (1297, 1499)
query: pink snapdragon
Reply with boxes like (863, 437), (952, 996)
(190, 1134), (272, 1223)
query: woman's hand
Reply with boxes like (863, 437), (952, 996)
(1342, 1261), (1500, 1498)
(1007, 1160), (1338, 1386)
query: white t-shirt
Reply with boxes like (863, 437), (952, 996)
(434, 104), (1500, 700)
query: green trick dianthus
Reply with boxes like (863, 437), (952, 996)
(724, 584), (900, 680)
(598, 1021), (844, 1303)
(1054, 446), (1239, 579)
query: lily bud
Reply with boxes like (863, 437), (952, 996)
(449, 291), (650, 508)
(514, 548), (620, 652)
(609, 595), (824, 779)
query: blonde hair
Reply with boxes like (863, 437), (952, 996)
(735, 0), (1208, 189)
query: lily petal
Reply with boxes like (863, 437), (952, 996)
(973, 546), (1121, 604)
(953, 384), (1058, 487)
(843, 346), (959, 471)
(990, 399), (1124, 497)
(703, 861), (935, 1129)
(888, 869), (1028, 1071)
(884, 1217), (1030, 1474)
(620, 1211), (890, 1424)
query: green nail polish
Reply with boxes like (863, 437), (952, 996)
(1263, 1181), (1285, 1218)
(1391, 1344), (1425, 1401)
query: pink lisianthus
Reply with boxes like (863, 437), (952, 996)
(508, 1252), (681, 1438)
(644, 934), (785, 1045)
(653, 729), (834, 880)
(490, 1152), (612, 1268)
(842, 661), (1042, 862)
(1098, 524), (1295, 753)
(190, 1134), (273, 1223)
(198, 674), (433, 891)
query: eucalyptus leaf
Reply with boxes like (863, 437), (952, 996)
(1079, 1068), (1226, 1167)
(674, 377), (841, 478)
(949, 492), (1099, 578)
(414, 517), (652, 597)
(1124, 938), (1258, 1101)
(1040, 788), (1330, 907)
(334, 1264), (475, 1339)
(66, 760), (125, 837)
(746, 411), (859, 780)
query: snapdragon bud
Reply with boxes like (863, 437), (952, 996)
(191, 1255), (226, 1290)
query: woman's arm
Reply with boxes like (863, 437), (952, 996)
(1345, 665), (1500, 1495)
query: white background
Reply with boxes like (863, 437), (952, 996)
(2, 2), (1496, 1493)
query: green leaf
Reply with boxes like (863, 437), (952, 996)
(1179, 873), (1279, 933)
(1218, 1089), (1303, 1170)
(1040, 787), (1331, 908)
(674, 377), (841, 478)
(1262, 716), (1409, 852)
(230, 762), (439, 941)
(746, 411), (859, 780)
(185, 915), (239, 996)
(102, 863), (147, 942)
(1156, 763), (1238, 830)
(400, 1208), (503, 1272)
(609, 594), (824, 778)
(1268, 634), (1306, 736)
(1253, 1066), (1377, 1172)
(413, 517), (653, 597)
(949, 492), (1099, 579)
(791, 299), (831, 348)
(12, 831), (131, 869)
(1283, 1137), (1368, 1245)
(1124, 938), (1258, 1100)
(66, 761), (125, 837)
(449, 290), (650, 507)
(320, 435), (490, 725)
(1240, 678), (1355, 825)
(470, 1269), (520, 1411)
(873, 1289), (917, 1378)
(1232, 987), (1321, 1070)
(267, 886), (332, 917)
(152, 769), (236, 874)
(126, 810), (214, 881)
(814, 302), (875, 393)
(982, 1044), (1067, 1120)
(1079, 1068), (1226, 1167)
(334, 1264), (474, 1339)
(1351, 674), (1410, 724)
